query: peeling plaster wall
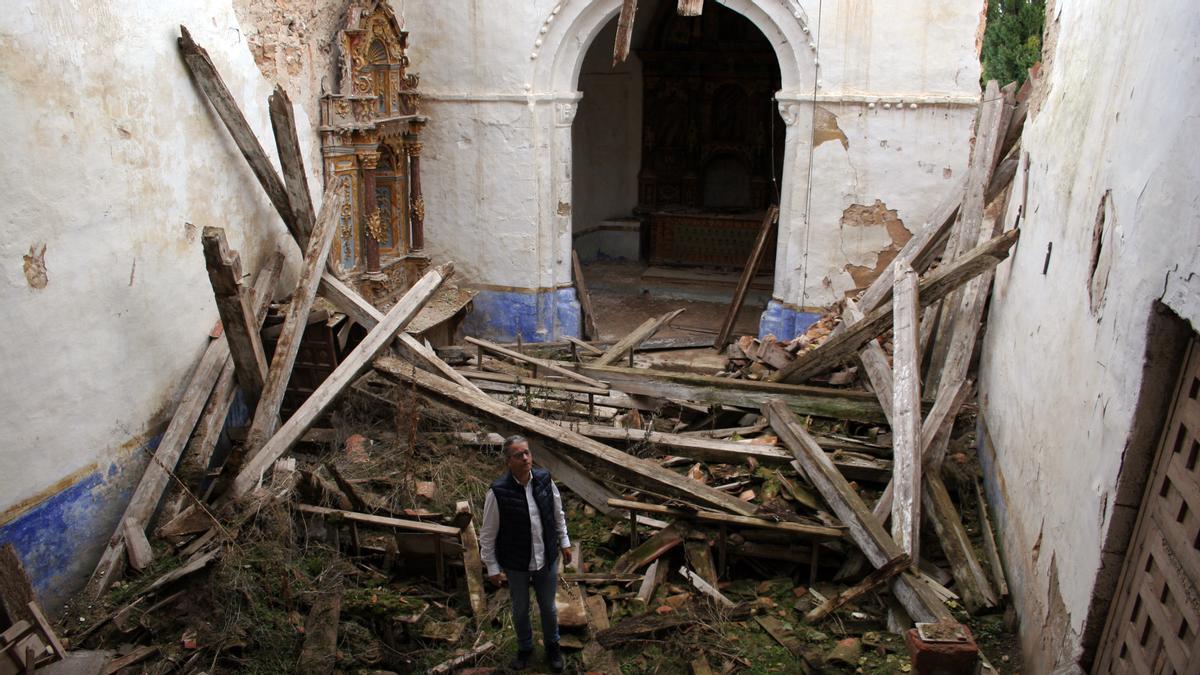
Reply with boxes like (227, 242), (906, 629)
(976, 0), (1200, 670)
(0, 0), (302, 607)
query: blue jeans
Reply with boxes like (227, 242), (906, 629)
(506, 564), (560, 651)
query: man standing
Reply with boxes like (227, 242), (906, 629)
(479, 435), (572, 672)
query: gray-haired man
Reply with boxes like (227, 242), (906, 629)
(478, 435), (571, 672)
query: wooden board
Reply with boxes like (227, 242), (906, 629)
(268, 86), (316, 247)
(890, 262), (922, 562)
(466, 336), (608, 389)
(202, 227), (269, 406)
(295, 504), (459, 536)
(607, 499), (842, 539)
(572, 250), (599, 340)
(614, 524), (685, 574)
(613, 0), (638, 66)
(298, 591), (341, 673)
(922, 474), (997, 613)
(593, 308), (685, 367)
(456, 501), (488, 621)
(0, 545), (34, 626)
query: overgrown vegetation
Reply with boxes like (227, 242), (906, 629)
(981, 0), (1046, 86)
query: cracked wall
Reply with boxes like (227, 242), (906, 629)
(977, 0), (1200, 670)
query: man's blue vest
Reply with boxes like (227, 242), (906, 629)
(490, 468), (559, 572)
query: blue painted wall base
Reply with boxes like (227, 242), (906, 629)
(0, 437), (158, 612)
(758, 299), (821, 341)
(462, 287), (581, 343)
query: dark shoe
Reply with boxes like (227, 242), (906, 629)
(546, 642), (565, 672)
(508, 648), (533, 671)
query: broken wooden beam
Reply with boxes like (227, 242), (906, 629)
(0, 545), (35, 627)
(295, 504), (460, 536)
(922, 474), (998, 614)
(974, 477), (1009, 599)
(763, 400), (952, 623)
(606, 499), (842, 539)
(178, 26), (299, 244)
(228, 263), (452, 499)
(121, 518), (153, 572)
(428, 641), (496, 674)
(845, 299), (895, 427)
(573, 362), (890, 424)
(677, 0), (704, 15)
(614, 524), (685, 573)
(680, 565), (734, 608)
(714, 205), (778, 349)
(890, 263), (922, 563)
(592, 308), (685, 367)
(375, 358), (758, 516)
(243, 180), (347, 460)
(202, 227), (269, 405)
(460, 369), (609, 396)
(562, 422), (793, 464)
(806, 554), (911, 623)
(465, 336), (609, 390)
(456, 501), (487, 622)
(267, 86), (316, 248)
(572, 249), (599, 340)
(613, 0), (638, 66)
(767, 228), (1020, 384)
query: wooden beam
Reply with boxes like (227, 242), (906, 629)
(767, 228), (1020, 384)
(573, 362), (890, 424)
(872, 377), (972, 524)
(456, 502), (488, 622)
(845, 299), (894, 427)
(376, 358), (757, 516)
(593, 308), (685, 367)
(636, 560), (662, 605)
(922, 474), (998, 613)
(295, 504), (460, 536)
(243, 180), (346, 459)
(88, 332), (228, 596)
(805, 554), (910, 622)
(763, 400), (952, 623)
(464, 336), (608, 389)
(677, 0), (704, 15)
(613, 0), (638, 66)
(267, 86), (316, 248)
(229, 263), (452, 499)
(0, 545), (34, 626)
(714, 205), (778, 349)
(460, 368), (608, 396)
(607, 499), (843, 539)
(202, 227), (269, 405)
(121, 518), (153, 572)
(614, 524), (685, 573)
(890, 263), (922, 562)
(562, 422), (793, 464)
(974, 477), (1009, 599)
(565, 335), (604, 355)
(679, 565), (734, 608)
(572, 250), (599, 340)
(177, 26), (299, 244)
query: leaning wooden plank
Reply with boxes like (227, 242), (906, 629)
(685, 540), (718, 587)
(925, 81), (1007, 391)
(614, 524), (685, 574)
(572, 250), (599, 340)
(872, 377), (972, 524)
(456, 501), (488, 622)
(592, 308), (685, 367)
(573, 362), (890, 424)
(607, 499), (843, 539)
(763, 400), (952, 623)
(295, 504), (460, 536)
(767, 228), (1020, 384)
(636, 559), (662, 605)
(565, 335), (604, 356)
(88, 332), (228, 596)
(298, 591), (341, 674)
(101, 645), (159, 675)
(202, 227), (269, 405)
(613, 0), (638, 66)
(845, 299), (894, 427)
(178, 26), (298, 243)
(268, 86), (316, 248)
(376, 359), (758, 516)
(0, 545), (35, 626)
(428, 641), (496, 675)
(923, 474), (998, 613)
(974, 478), (1009, 598)
(399, 335), (484, 393)
(680, 565), (735, 608)
(229, 264), (452, 499)
(890, 263), (922, 563)
(714, 205), (778, 349)
(243, 180), (347, 459)
(465, 336), (609, 390)
(805, 554), (911, 623)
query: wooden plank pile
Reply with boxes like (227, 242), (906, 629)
(44, 32), (1024, 671)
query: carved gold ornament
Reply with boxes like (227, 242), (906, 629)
(366, 210), (385, 241)
(411, 196), (425, 222)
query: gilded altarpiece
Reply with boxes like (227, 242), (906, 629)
(320, 0), (427, 302)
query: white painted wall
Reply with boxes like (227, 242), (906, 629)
(0, 0), (307, 521)
(977, 0), (1200, 669)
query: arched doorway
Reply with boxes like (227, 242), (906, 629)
(567, 0), (791, 343)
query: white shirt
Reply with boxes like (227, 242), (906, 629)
(479, 474), (570, 577)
